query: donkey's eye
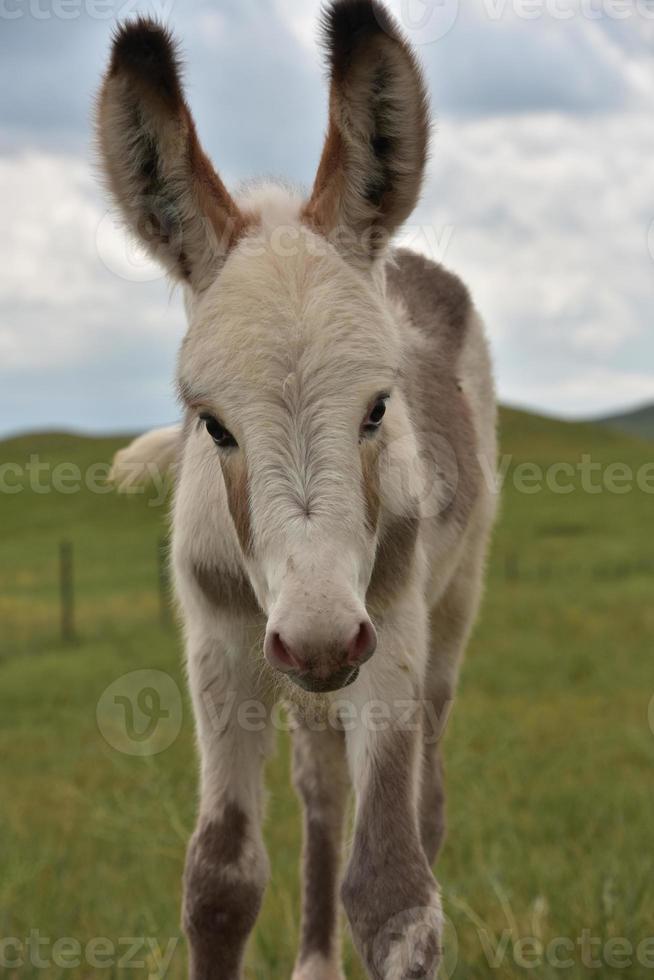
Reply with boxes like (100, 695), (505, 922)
(362, 397), (388, 435)
(200, 414), (238, 449)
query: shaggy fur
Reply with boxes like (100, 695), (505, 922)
(97, 18), (250, 291)
(303, 0), (430, 266)
(98, 3), (497, 978)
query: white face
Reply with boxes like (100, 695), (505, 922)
(177, 226), (407, 692)
(97, 3), (431, 693)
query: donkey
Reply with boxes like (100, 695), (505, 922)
(97, 2), (497, 978)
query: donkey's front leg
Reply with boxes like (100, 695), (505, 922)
(341, 607), (442, 980)
(183, 640), (272, 980)
(291, 718), (350, 980)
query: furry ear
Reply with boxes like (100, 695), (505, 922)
(303, 0), (430, 268)
(96, 19), (248, 292)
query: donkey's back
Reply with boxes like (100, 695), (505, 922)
(388, 247), (496, 601)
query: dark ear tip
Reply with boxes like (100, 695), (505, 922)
(109, 17), (183, 101)
(321, 0), (398, 63)
(110, 17), (174, 67)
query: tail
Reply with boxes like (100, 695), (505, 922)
(109, 424), (182, 491)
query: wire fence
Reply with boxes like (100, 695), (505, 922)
(2, 541), (652, 658)
(53, 535), (172, 641)
(1, 536), (173, 656)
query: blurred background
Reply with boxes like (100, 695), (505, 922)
(1, 2), (653, 978)
(1, 0), (654, 431)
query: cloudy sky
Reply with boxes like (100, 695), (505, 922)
(1, 0), (653, 436)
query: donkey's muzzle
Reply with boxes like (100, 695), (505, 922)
(264, 619), (377, 694)
(292, 664), (360, 693)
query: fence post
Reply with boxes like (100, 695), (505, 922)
(60, 540), (75, 642)
(158, 536), (170, 627)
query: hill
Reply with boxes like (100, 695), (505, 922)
(596, 401), (654, 441)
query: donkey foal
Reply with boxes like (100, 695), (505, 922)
(97, 2), (497, 977)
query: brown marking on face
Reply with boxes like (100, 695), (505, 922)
(177, 412), (259, 614)
(183, 803), (264, 979)
(360, 437), (382, 534)
(219, 453), (254, 558)
(175, 406), (196, 479)
(366, 512), (420, 612)
(386, 249), (482, 531)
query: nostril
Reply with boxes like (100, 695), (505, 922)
(265, 630), (301, 673)
(347, 620), (377, 666)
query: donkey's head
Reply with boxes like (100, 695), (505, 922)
(97, 1), (430, 693)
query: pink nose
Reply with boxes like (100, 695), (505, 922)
(345, 620), (378, 666)
(264, 620), (377, 693)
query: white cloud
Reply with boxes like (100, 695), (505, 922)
(505, 367), (654, 418)
(272, 0), (319, 57)
(0, 153), (181, 365)
(192, 11), (229, 46)
(404, 110), (654, 415)
(1, 109), (653, 435)
(2, 0), (654, 433)
(0, 152), (183, 433)
(404, 0), (654, 115)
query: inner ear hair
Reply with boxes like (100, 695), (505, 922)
(303, 0), (430, 266)
(96, 17), (249, 292)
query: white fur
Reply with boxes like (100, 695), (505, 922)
(109, 424), (180, 490)
(98, 8), (497, 975)
(109, 188), (497, 980)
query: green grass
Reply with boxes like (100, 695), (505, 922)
(1, 411), (653, 979)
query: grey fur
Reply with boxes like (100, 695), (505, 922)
(183, 804), (266, 980)
(367, 513), (420, 612)
(341, 730), (442, 979)
(418, 741), (446, 867)
(192, 562), (261, 616)
(292, 721), (350, 968)
(388, 248), (481, 531)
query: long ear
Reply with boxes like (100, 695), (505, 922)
(96, 19), (247, 292)
(303, 0), (430, 267)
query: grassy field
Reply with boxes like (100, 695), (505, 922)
(1, 410), (653, 979)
